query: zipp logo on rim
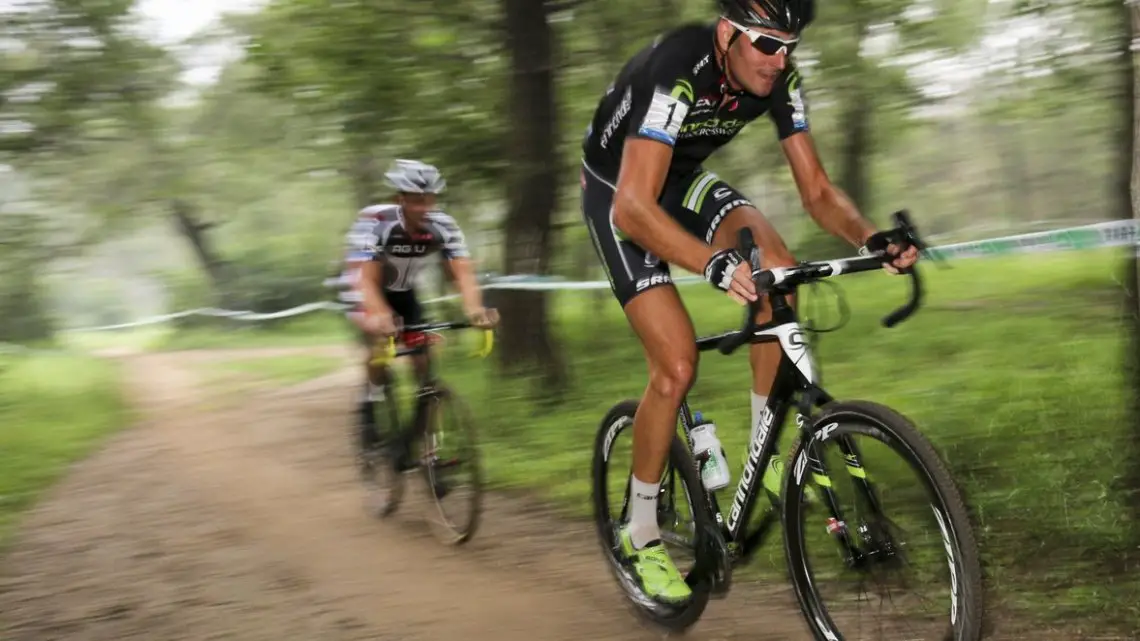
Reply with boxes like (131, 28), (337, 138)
(602, 415), (632, 462)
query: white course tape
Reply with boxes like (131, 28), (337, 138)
(46, 219), (1140, 334)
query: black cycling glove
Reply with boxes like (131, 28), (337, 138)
(703, 248), (745, 293)
(860, 230), (894, 257)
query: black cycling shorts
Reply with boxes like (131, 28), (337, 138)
(579, 159), (755, 307)
(348, 288), (426, 346)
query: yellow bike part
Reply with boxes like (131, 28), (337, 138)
(472, 329), (494, 358)
(369, 329), (492, 366)
(369, 336), (398, 367)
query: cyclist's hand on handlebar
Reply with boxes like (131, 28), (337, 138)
(363, 311), (398, 337)
(885, 244), (919, 274)
(862, 230), (919, 275)
(465, 306), (500, 329)
(704, 248), (757, 305)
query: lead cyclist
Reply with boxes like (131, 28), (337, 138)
(578, 0), (917, 604)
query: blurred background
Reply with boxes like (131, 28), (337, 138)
(1, 0), (1138, 639)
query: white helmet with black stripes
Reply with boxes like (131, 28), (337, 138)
(384, 158), (447, 194)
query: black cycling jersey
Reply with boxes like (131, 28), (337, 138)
(578, 21), (811, 308)
(581, 22), (809, 185)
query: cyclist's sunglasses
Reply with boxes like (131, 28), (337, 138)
(723, 17), (799, 56)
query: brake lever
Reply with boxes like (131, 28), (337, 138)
(891, 209), (950, 271)
(881, 263), (923, 328)
(879, 210), (926, 327)
(717, 227), (761, 356)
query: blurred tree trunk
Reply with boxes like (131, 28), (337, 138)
(347, 149), (381, 211)
(838, 85), (872, 215)
(496, 0), (568, 395)
(1125, 0), (1140, 529)
(170, 199), (236, 309)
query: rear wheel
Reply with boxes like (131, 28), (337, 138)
(590, 399), (714, 633)
(783, 400), (984, 641)
(358, 372), (405, 519)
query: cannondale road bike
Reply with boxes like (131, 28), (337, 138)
(592, 211), (984, 640)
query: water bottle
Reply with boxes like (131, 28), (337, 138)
(690, 411), (731, 491)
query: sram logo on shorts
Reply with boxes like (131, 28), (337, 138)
(705, 198), (752, 243)
(635, 273), (672, 291)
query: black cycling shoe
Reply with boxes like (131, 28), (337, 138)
(387, 439), (416, 473)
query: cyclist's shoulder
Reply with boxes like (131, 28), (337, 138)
(424, 210), (462, 229)
(608, 22), (714, 90)
(639, 22), (717, 73)
(358, 202), (400, 221)
(660, 21), (717, 49)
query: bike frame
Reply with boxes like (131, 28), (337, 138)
(372, 321), (493, 451)
(661, 214), (927, 589)
(676, 287), (856, 565)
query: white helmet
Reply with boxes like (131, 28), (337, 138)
(384, 158), (446, 194)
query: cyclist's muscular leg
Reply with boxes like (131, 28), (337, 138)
(581, 160), (696, 604)
(710, 205), (796, 434)
(624, 285), (698, 546)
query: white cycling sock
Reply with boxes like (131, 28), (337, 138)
(751, 392), (769, 446)
(628, 476), (661, 550)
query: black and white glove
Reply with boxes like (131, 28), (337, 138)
(703, 248), (745, 293)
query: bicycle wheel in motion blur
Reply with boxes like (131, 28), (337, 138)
(418, 384), (483, 545)
(783, 401), (985, 641)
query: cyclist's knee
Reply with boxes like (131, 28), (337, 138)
(712, 205), (795, 268)
(648, 355), (697, 403)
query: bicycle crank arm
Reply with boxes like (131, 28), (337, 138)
(691, 521), (733, 598)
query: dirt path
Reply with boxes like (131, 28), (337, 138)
(0, 347), (1109, 640)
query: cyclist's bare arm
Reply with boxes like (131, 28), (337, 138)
(358, 260), (393, 318)
(442, 256), (484, 315)
(614, 138), (756, 303)
(780, 132), (878, 248)
(612, 138), (717, 275)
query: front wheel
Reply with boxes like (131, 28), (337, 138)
(590, 399), (714, 634)
(782, 400), (984, 641)
(417, 383), (483, 545)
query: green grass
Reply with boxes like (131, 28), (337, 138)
(420, 247), (1136, 628)
(0, 351), (129, 547)
(210, 353), (346, 386)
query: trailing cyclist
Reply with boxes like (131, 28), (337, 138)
(346, 159), (499, 472)
(578, 0), (917, 605)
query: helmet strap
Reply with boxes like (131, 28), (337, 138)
(717, 29), (748, 98)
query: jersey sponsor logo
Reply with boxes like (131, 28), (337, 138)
(713, 186), (734, 201)
(692, 53), (710, 76)
(787, 70), (808, 131)
(790, 87), (807, 130)
(678, 116), (747, 139)
(389, 244), (430, 255)
(638, 87), (690, 146)
(691, 94), (718, 115)
(600, 86), (633, 149)
(670, 79), (694, 103)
